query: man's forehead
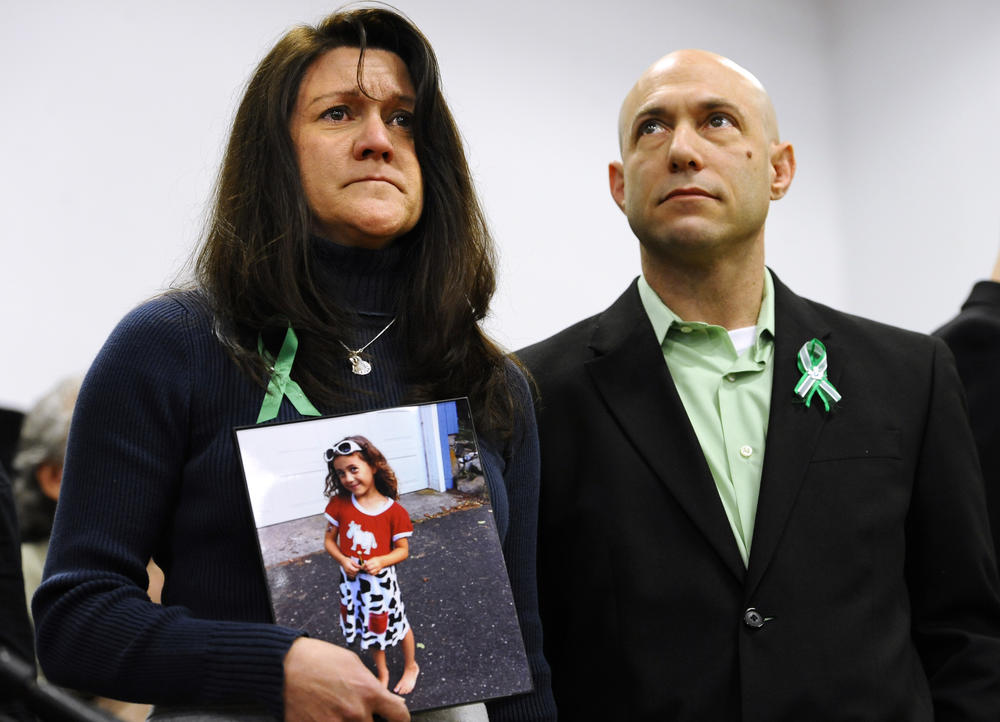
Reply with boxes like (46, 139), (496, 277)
(647, 51), (764, 92)
(629, 53), (760, 114)
(619, 49), (778, 144)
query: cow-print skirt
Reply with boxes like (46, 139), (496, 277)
(339, 566), (410, 650)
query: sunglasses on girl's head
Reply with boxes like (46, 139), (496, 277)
(324, 439), (363, 462)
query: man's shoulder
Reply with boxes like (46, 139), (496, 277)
(779, 281), (939, 356)
(817, 300), (927, 342)
(517, 313), (601, 368)
(516, 281), (640, 378)
(516, 312), (612, 397)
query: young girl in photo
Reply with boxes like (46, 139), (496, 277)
(323, 435), (419, 694)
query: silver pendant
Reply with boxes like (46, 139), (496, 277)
(348, 353), (372, 376)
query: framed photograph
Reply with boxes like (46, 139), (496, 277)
(233, 399), (532, 713)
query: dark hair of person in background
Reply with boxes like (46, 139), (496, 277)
(195, 8), (518, 439)
(324, 435), (400, 500)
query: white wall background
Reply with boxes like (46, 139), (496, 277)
(2, 0), (998, 411)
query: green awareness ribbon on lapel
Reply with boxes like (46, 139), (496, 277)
(794, 338), (842, 412)
(256, 326), (321, 423)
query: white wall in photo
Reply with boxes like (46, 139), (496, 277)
(237, 406), (446, 528)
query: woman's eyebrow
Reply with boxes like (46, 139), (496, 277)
(305, 89), (416, 109)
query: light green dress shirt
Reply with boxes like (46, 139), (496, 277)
(638, 271), (775, 567)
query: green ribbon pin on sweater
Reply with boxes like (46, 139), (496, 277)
(256, 326), (321, 423)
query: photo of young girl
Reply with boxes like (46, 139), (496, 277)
(234, 400), (534, 713)
(322, 435), (419, 695)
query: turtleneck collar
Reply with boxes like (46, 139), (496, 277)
(309, 235), (408, 317)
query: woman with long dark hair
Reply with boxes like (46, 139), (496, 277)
(33, 8), (553, 721)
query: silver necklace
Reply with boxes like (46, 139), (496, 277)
(338, 317), (396, 376)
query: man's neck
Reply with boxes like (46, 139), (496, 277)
(640, 245), (766, 330)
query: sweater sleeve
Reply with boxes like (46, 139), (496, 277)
(485, 362), (556, 722)
(32, 296), (301, 717)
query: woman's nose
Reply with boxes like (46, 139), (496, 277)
(354, 115), (394, 161)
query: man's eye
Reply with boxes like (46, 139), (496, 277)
(707, 114), (735, 129)
(321, 106), (349, 121)
(638, 119), (665, 136)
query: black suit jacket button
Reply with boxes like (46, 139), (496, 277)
(744, 608), (765, 628)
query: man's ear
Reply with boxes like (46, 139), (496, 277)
(769, 141), (795, 200)
(609, 161), (627, 212)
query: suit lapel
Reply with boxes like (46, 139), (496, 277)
(745, 273), (839, 596)
(586, 281), (746, 581)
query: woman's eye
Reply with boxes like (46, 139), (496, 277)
(389, 110), (414, 129)
(321, 106), (349, 122)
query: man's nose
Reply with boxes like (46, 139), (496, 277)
(354, 115), (394, 161)
(668, 123), (703, 172)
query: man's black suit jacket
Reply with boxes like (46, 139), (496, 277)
(935, 280), (1000, 559)
(518, 274), (1000, 721)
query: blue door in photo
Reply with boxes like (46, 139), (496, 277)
(436, 401), (459, 490)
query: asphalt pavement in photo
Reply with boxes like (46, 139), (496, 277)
(262, 493), (532, 713)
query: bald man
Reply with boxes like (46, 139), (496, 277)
(518, 50), (1000, 720)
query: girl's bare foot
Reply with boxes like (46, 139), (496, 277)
(394, 662), (419, 694)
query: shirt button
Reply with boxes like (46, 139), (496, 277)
(680, 326), (692, 333)
(743, 608), (765, 629)
(739, 445), (753, 458)
(726, 373), (736, 382)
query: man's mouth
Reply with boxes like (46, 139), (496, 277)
(664, 187), (716, 201)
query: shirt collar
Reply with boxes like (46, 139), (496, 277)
(638, 268), (776, 346)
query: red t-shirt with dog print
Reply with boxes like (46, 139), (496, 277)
(324, 494), (413, 560)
